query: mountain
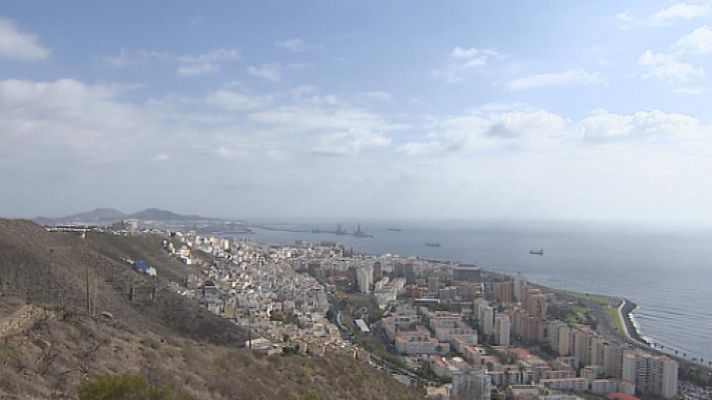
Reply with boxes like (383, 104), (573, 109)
(33, 207), (126, 225)
(126, 207), (216, 221)
(34, 207), (219, 226)
(0, 219), (420, 399)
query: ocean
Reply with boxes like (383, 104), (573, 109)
(228, 218), (712, 365)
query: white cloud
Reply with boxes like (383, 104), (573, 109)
(247, 63), (284, 82)
(0, 79), (148, 157)
(615, 12), (637, 28)
(674, 85), (712, 94)
(247, 94), (402, 155)
(451, 47), (500, 60)
(249, 103), (395, 133)
(105, 48), (240, 77)
(105, 48), (133, 67)
(177, 62), (220, 77)
(582, 109), (702, 141)
(354, 91), (392, 101)
(313, 129), (391, 156)
(434, 47), (502, 83)
(675, 25), (712, 55)
(649, 3), (710, 25)
(0, 17), (49, 61)
(206, 89), (272, 111)
(617, 3), (710, 28)
(396, 140), (444, 156)
(185, 49), (240, 62)
(399, 106), (571, 155)
(638, 50), (704, 83)
(277, 38), (308, 53)
(397, 106), (712, 160)
(507, 69), (607, 91)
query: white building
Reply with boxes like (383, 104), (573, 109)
(356, 265), (373, 293)
(451, 368), (491, 400)
(622, 351), (678, 399)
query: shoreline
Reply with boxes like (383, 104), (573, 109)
(619, 298), (648, 345)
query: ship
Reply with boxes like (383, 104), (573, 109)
(386, 227), (402, 232)
(335, 223), (348, 235)
(529, 249), (544, 256)
(353, 223), (374, 238)
(425, 242), (441, 248)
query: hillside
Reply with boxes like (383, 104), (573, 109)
(0, 219), (421, 399)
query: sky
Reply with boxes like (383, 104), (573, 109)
(2, 1), (712, 223)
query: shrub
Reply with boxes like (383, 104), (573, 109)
(79, 373), (191, 400)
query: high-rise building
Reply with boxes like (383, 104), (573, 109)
(356, 265), (373, 293)
(547, 320), (571, 356)
(513, 273), (527, 302)
(372, 261), (382, 282)
(524, 288), (548, 319)
(494, 314), (511, 347)
(404, 263), (416, 285)
(622, 351), (678, 399)
(603, 342), (624, 378)
(572, 328), (596, 367)
(427, 276), (439, 292)
(482, 306), (494, 338)
(493, 281), (514, 304)
(451, 368), (491, 400)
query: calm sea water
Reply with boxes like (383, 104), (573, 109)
(230, 218), (712, 365)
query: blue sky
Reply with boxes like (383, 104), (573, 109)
(2, 1), (712, 222)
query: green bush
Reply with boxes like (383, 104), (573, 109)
(79, 374), (191, 400)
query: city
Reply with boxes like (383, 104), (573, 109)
(101, 218), (708, 400)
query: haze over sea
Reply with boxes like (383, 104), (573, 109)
(230, 218), (712, 365)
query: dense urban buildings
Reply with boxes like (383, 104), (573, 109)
(78, 220), (689, 400)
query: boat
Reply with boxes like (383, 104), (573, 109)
(353, 223), (374, 238)
(335, 223), (348, 235)
(386, 227), (402, 232)
(529, 249), (544, 256)
(425, 242), (441, 248)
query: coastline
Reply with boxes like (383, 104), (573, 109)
(619, 298), (647, 345)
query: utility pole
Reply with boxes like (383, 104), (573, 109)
(247, 308), (252, 349)
(85, 264), (91, 313)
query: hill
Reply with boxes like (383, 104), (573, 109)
(33, 207), (126, 225)
(0, 219), (420, 399)
(33, 207), (221, 226)
(126, 207), (217, 221)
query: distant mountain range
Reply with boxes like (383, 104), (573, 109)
(33, 207), (219, 225)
